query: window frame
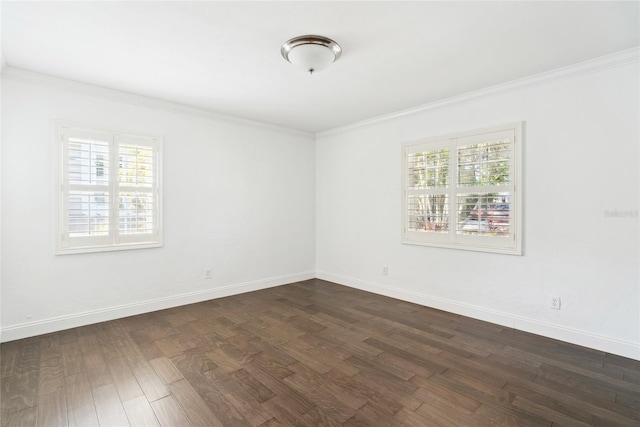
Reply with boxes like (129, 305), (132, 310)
(55, 121), (163, 255)
(401, 122), (523, 255)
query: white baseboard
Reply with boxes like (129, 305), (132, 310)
(316, 271), (640, 361)
(0, 271), (315, 343)
(4, 269), (638, 361)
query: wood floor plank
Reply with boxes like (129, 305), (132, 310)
(414, 399), (481, 426)
(37, 389), (68, 427)
(1, 279), (638, 427)
(3, 406), (37, 427)
(248, 352), (295, 380)
(203, 348), (243, 373)
(123, 396), (161, 427)
(287, 363), (367, 411)
(174, 368), (252, 427)
(350, 368), (422, 411)
(15, 340), (40, 375)
(375, 351), (433, 380)
(92, 383), (130, 427)
(2, 340), (40, 419)
(242, 335), (298, 368)
(61, 341), (85, 377)
(1, 372), (38, 416)
(474, 403), (552, 427)
(510, 395), (592, 426)
(230, 368), (276, 403)
(135, 341), (164, 361)
(344, 402), (394, 426)
(83, 352), (112, 390)
(413, 380), (481, 414)
(168, 379), (224, 427)
(323, 368), (403, 417)
(426, 371), (554, 425)
(363, 337), (448, 375)
(149, 357), (184, 385)
(107, 357), (144, 403)
(64, 373), (94, 412)
(150, 395), (191, 427)
(203, 366), (275, 426)
(301, 406), (342, 427)
(262, 397), (317, 427)
(503, 381), (594, 424)
(128, 356), (170, 402)
(67, 404), (99, 427)
(391, 406), (433, 427)
(278, 340), (333, 375)
(38, 354), (65, 397)
(508, 374), (639, 424)
(244, 361), (316, 415)
(284, 370), (356, 422)
(155, 335), (197, 359)
(344, 354), (419, 394)
(1, 342), (19, 379)
(296, 334), (361, 376)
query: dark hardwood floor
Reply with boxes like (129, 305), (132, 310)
(1, 279), (639, 426)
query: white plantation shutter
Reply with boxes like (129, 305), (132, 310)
(402, 123), (522, 255)
(405, 141), (451, 243)
(454, 129), (515, 250)
(115, 135), (159, 245)
(57, 124), (162, 254)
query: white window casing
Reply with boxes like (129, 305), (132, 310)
(56, 122), (163, 254)
(402, 123), (522, 255)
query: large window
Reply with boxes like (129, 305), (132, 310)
(56, 123), (162, 254)
(402, 123), (522, 254)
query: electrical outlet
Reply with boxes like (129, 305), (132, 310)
(205, 269), (213, 279)
(550, 296), (561, 310)
(382, 266), (388, 276)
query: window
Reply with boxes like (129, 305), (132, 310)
(56, 123), (162, 254)
(402, 123), (522, 254)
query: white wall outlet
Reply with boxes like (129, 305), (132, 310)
(382, 266), (388, 276)
(205, 269), (213, 279)
(550, 296), (561, 310)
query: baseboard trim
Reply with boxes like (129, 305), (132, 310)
(316, 271), (640, 361)
(4, 270), (638, 360)
(0, 271), (315, 342)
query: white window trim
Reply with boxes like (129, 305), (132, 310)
(401, 122), (523, 255)
(55, 121), (163, 255)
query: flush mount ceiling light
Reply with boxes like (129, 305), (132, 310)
(281, 35), (342, 75)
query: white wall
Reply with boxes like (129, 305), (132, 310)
(1, 73), (316, 340)
(316, 60), (640, 359)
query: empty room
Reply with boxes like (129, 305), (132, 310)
(1, 1), (639, 426)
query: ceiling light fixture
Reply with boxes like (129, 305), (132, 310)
(281, 35), (341, 75)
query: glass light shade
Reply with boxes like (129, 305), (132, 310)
(286, 43), (336, 74)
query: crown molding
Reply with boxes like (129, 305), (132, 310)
(0, 67), (314, 139)
(3, 47), (638, 139)
(317, 47), (640, 138)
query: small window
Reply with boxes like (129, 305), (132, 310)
(56, 123), (163, 254)
(402, 123), (522, 254)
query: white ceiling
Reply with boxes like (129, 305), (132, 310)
(2, 1), (638, 133)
